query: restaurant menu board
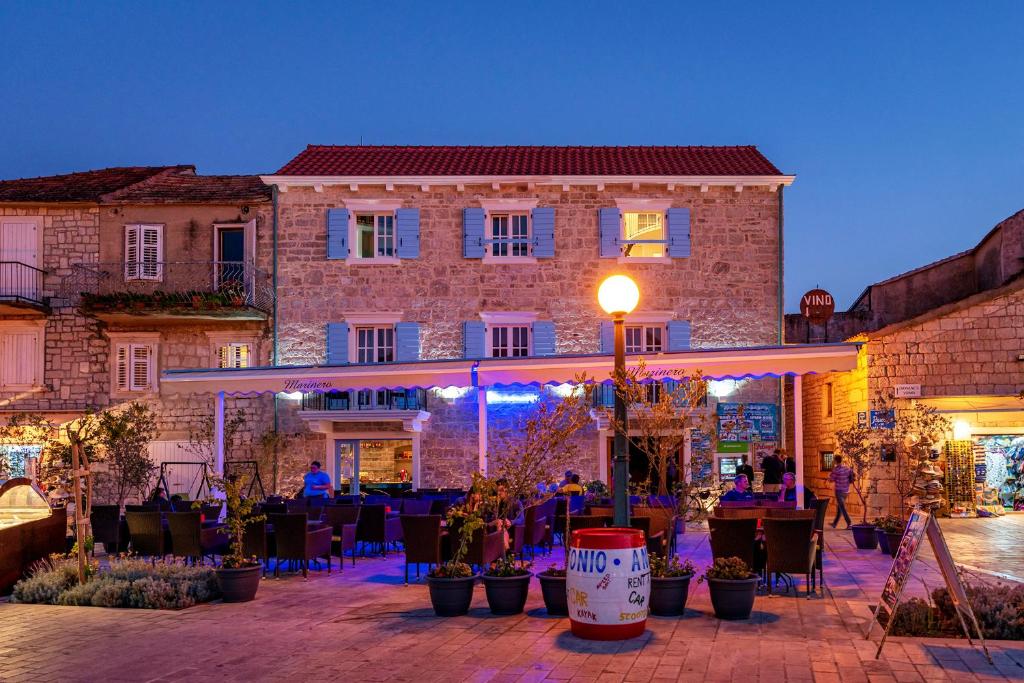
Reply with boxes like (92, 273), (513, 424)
(716, 403), (777, 442)
(869, 509), (991, 663)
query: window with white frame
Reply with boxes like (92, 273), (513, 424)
(624, 324), (664, 354)
(113, 341), (156, 393)
(356, 326), (395, 363)
(489, 213), (530, 257)
(0, 323), (44, 390)
(217, 343), (251, 369)
(354, 214), (395, 259)
(124, 224), (163, 280)
(489, 325), (530, 358)
(622, 212), (666, 258)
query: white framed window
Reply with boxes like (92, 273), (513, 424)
(489, 213), (531, 258)
(489, 325), (530, 358)
(354, 214), (395, 259)
(218, 343), (251, 369)
(625, 324), (664, 354)
(114, 344), (155, 392)
(622, 212), (666, 258)
(355, 326), (395, 364)
(0, 322), (44, 390)
(124, 224), (163, 280)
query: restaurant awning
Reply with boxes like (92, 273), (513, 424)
(160, 342), (861, 396)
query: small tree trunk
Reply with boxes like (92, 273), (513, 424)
(71, 442), (88, 584)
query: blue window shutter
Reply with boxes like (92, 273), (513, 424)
(531, 207), (555, 258)
(463, 320), (485, 358)
(327, 208), (349, 260)
(600, 321), (614, 353)
(395, 208), (420, 259)
(595, 384), (615, 407)
(463, 208), (485, 258)
(667, 320), (691, 351)
(532, 321), (556, 356)
(599, 208), (620, 258)
(394, 322), (420, 361)
(326, 323), (349, 364)
(667, 208), (691, 258)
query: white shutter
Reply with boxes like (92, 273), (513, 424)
(115, 345), (130, 391)
(140, 225), (163, 280)
(130, 344), (153, 391)
(0, 221), (39, 301)
(124, 225), (140, 280)
(0, 328), (41, 388)
(218, 343), (250, 369)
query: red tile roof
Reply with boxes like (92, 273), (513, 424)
(0, 166), (271, 204)
(275, 145), (785, 177)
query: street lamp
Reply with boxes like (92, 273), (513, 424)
(598, 274), (640, 527)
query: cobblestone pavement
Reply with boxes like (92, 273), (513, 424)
(1, 516), (1022, 682)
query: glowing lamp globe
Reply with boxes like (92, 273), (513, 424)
(598, 275), (640, 316)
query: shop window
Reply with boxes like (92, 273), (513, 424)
(820, 451), (834, 472)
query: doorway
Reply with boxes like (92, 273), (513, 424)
(605, 436), (684, 496)
(216, 226), (245, 290)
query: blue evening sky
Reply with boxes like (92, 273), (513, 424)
(2, 1), (1021, 311)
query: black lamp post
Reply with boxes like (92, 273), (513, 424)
(598, 275), (640, 528)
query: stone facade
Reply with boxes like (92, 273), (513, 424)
(274, 182), (784, 488)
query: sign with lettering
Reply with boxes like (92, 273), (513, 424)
(857, 411), (868, 427)
(567, 540), (650, 638)
(716, 402), (778, 442)
(282, 379), (336, 392)
(870, 410), (895, 430)
(893, 384), (922, 398)
(799, 288), (836, 325)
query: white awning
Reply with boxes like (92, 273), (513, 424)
(161, 343), (861, 397)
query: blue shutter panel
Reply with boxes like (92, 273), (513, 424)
(326, 323), (349, 364)
(532, 321), (556, 356)
(463, 208), (485, 258)
(531, 207), (555, 258)
(394, 322), (420, 361)
(463, 321), (486, 358)
(599, 208), (620, 258)
(667, 320), (692, 351)
(667, 208), (691, 258)
(395, 208), (420, 259)
(599, 321), (614, 353)
(327, 208), (349, 260)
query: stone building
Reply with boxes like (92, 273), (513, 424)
(0, 166), (274, 496)
(786, 208), (1024, 519)
(262, 145), (795, 491)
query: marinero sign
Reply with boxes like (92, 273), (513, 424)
(800, 288), (835, 325)
(282, 379), (336, 392)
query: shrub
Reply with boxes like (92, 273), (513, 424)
(700, 556), (754, 582)
(887, 581), (1024, 640)
(873, 515), (905, 533)
(650, 554), (696, 578)
(484, 556), (531, 577)
(12, 556), (80, 604)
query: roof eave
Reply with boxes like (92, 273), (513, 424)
(260, 173), (796, 191)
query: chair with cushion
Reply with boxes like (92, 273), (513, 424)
(125, 511), (168, 562)
(400, 514), (445, 583)
(462, 523), (505, 571)
(242, 517), (269, 575)
(90, 505), (124, 556)
(356, 504), (403, 556)
(634, 506), (676, 558)
(401, 499), (433, 515)
(512, 504), (549, 561)
(322, 505), (359, 568)
(166, 512), (227, 565)
(707, 516), (757, 569)
(763, 517), (818, 597)
(269, 513), (333, 579)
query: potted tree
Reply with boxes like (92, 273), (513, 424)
(426, 504), (481, 616)
(210, 475), (264, 602)
(834, 423), (881, 549)
(649, 554), (696, 617)
(482, 555), (532, 615)
(700, 556), (758, 620)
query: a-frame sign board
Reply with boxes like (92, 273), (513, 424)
(866, 508), (992, 663)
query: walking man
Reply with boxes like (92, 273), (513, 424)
(828, 454), (853, 528)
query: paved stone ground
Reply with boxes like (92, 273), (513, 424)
(1, 516), (1022, 682)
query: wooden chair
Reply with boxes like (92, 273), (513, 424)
(269, 513), (332, 579)
(322, 505), (359, 568)
(125, 511), (168, 562)
(399, 514), (444, 583)
(356, 504), (403, 556)
(89, 505), (123, 556)
(763, 518), (818, 597)
(811, 497), (830, 589)
(765, 508), (816, 520)
(707, 517), (757, 569)
(242, 517), (269, 576)
(166, 512), (226, 565)
(714, 506), (762, 520)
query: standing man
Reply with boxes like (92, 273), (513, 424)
(761, 449), (784, 494)
(828, 455), (853, 528)
(303, 461), (332, 499)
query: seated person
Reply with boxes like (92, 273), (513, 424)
(559, 473), (584, 495)
(720, 474), (754, 502)
(778, 472), (817, 507)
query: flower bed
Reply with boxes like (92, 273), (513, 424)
(12, 556), (221, 609)
(886, 582), (1024, 640)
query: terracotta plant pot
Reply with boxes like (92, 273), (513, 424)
(482, 573), (531, 615)
(216, 564), (261, 603)
(707, 575), (758, 620)
(537, 571), (568, 616)
(649, 574), (692, 617)
(875, 528), (891, 555)
(851, 523), (879, 550)
(426, 574), (478, 616)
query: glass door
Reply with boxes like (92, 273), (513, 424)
(216, 227), (245, 291)
(334, 440), (360, 495)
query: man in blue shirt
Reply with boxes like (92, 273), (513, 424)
(721, 474), (754, 502)
(303, 461), (332, 499)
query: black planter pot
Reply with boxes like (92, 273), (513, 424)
(537, 571), (568, 616)
(707, 575), (758, 620)
(426, 574), (478, 616)
(876, 528), (891, 555)
(649, 574), (693, 617)
(851, 523), (879, 550)
(216, 565), (261, 603)
(884, 531), (904, 558)
(482, 573), (531, 615)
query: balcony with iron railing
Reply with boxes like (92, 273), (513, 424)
(61, 261), (274, 321)
(0, 261), (48, 314)
(301, 388), (427, 412)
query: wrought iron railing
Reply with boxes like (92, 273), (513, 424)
(301, 388), (427, 412)
(0, 261), (46, 307)
(61, 261), (274, 313)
